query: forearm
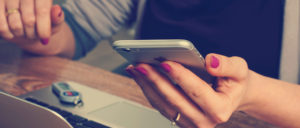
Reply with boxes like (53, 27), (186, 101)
(241, 71), (300, 127)
(14, 22), (75, 58)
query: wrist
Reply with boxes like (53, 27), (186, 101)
(237, 70), (264, 112)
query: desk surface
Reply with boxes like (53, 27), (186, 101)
(0, 53), (275, 128)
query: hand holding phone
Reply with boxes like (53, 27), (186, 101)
(113, 39), (214, 84)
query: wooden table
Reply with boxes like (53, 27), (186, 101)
(0, 51), (275, 128)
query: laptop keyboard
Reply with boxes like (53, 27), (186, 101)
(25, 97), (110, 128)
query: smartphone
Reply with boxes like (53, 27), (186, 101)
(113, 39), (214, 84)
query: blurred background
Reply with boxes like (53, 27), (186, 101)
(78, 26), (135, 76)
(53, 0), (133, 76)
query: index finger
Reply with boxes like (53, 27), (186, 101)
(0, 0), (14, 39)
(160, 61), (219, 108)
(159, 61), (235, 123)
(35, 0), (52, 39)
(134, 63), (208, 125)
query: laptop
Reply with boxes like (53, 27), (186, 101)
(0, 81), (177, 128)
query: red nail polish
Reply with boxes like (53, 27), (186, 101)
(126, 68), (135, 77)
(58, 10), (63, 17)
(160, 63), (171, 73)
(135, 67), (148, 76)
(41, 38), (49, 45)
(211, 56), (219, 68)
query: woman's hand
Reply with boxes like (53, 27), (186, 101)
(126, 53), (253, 128)
(0, 0), (64, 45)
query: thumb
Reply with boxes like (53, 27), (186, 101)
(205, 53), (249, 81)
(51, 5), (64, 26)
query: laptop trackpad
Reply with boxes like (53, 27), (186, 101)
(88, 102), (174, 128)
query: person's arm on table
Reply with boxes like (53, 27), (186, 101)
(126, 53), (300, 128)
(11, 5), (75, 58)
(0, 0), (75, 58)
(0, 0), (138, 59)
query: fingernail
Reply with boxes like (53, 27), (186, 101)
(135, 67), (148, 76)
(58, 10), (63, 17)
(40, 38), (49, 45)
(126, 67), (135, 77)
(160, 63), (171, 73)
(211, 56), (219, 68)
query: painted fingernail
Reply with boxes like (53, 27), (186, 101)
(135, 67), (148, 76)
(41, 38), (49, 45)
(58, 10), (63, 17)
(160, 63), (171, 73)
(126, 67), (135, 77)
(211, 56), (219, 68)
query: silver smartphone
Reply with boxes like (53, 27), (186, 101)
(113, 39), (214, 83)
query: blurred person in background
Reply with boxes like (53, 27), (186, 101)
(0, 0), (284, 79)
